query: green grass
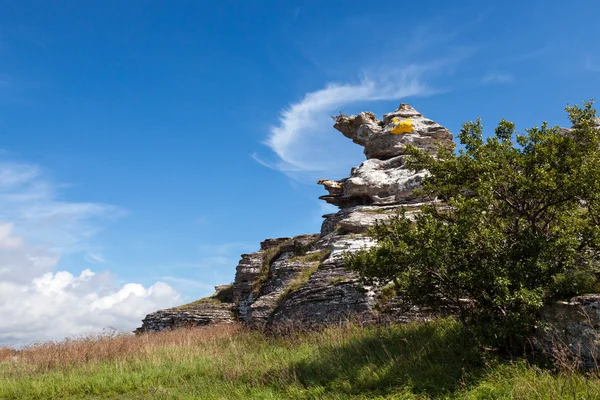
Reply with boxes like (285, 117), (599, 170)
(289, 248), (332, 263)
(175, 284), (233, 309)
(1, 318), (600, 399)
(253, 243), (289, 295)
(279, 262), (321, 301)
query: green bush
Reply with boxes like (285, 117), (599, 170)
(346, 101), (600, 350)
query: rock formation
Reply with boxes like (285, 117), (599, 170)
(135, 105), (600, 368)
(136, 104), (452, 333)
(265, 105), (453, 328)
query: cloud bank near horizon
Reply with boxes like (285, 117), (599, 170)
(0, 162), (182, 347)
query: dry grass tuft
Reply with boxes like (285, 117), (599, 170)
(0, 324), (242, 373)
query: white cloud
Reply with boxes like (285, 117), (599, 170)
(258, 67), (432, 180)
(482, 72), (514, 84)
(0, 163), (38, 187)
(0, 224), (181, 347)
(0, 223), (23, 248)
(0, 162), (182, 347)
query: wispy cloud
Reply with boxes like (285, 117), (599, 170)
(0, 162), (124, 254)
(482, 72), (514, 84)
(584, 55), (600, 73)
(256, 6), (493, 182)
(254, 66), (437, 180)
(84, 252), (106, 264)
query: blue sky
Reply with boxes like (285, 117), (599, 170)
(0, 1), (599, 344)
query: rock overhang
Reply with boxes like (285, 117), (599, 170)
(319, 104), (453, 209)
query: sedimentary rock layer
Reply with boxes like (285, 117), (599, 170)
(135, 302), (235, 334)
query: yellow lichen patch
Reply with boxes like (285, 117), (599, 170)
(390, 118), (413, 134)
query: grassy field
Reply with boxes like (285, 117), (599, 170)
(1, 318), (599, 399)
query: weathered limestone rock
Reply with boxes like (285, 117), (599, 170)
(245, 251), (321, 326)
(376, 298), (433, 324)
(333, 104), (454, 160)
(135, 285), (235, 334)
(269, 235), (378, 328)
(267, 232), (444, 329)
(137, 103), (454, 333)
(537, 294), (600, 369)
(320, 204), (423, 235)
(232, 242), (276, 322)
(320, 104), (454, 208)
(233, 234), (321, 327)
(319, 157), (427, 207)
(134, 303), (235, 334)
(267, 104), (454, 328)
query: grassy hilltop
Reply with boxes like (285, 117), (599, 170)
(1, 318), (599, 399)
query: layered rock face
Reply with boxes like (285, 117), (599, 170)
(136, 104), (454, 333)
(318, 104), (452, 238)
(233, 104), (453, 329)
(135, 303), (235, 334)
(135, 285), (236, 334)
(334, 104), (453, 160)
(232, 237), (292, 323)
(269, 235), (377, 328)
(266, 104), (454, 328)
(233, 234), (322, 327)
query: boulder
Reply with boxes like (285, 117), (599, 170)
(537, 294), (600, 369)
